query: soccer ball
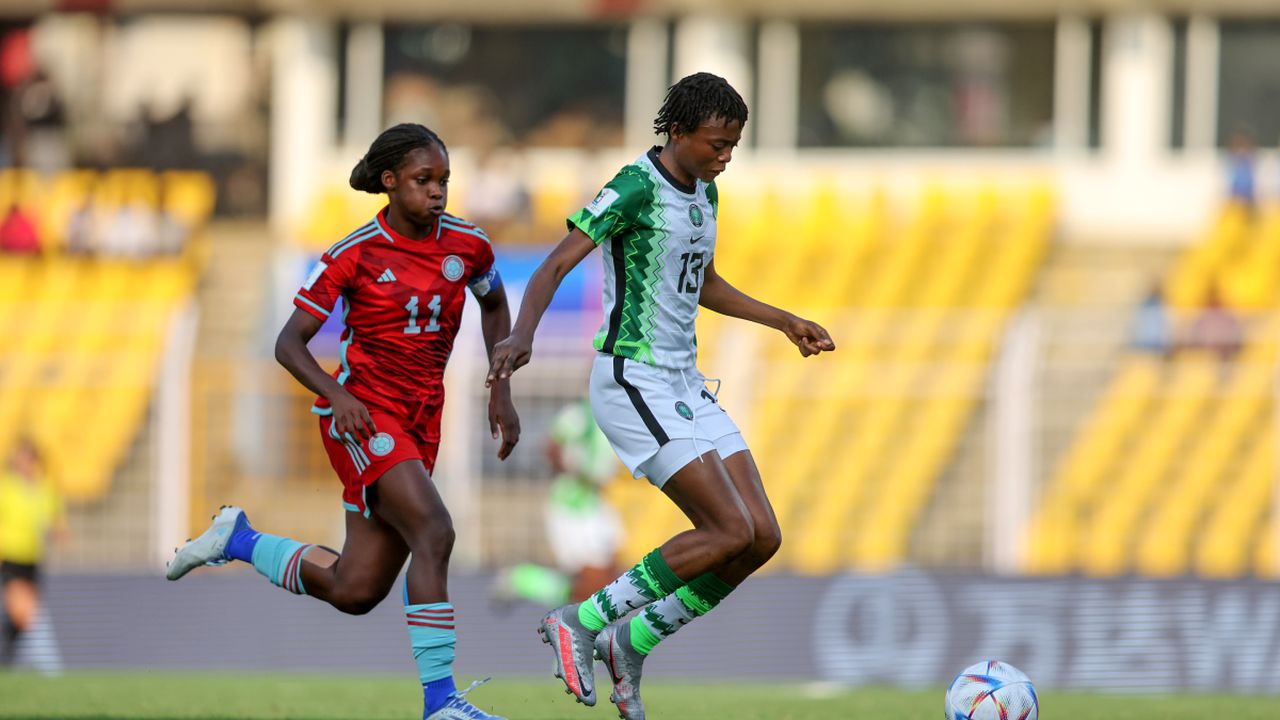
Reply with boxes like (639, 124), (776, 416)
(944, 660), (1038, 720)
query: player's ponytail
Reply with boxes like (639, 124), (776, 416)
(349, 123), (448, 194)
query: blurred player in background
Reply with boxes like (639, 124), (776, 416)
(166, 123), (519, 720)
(492, 399), (621, 608)
(488, 72), (835, 719)
(0, 438), (65, 667)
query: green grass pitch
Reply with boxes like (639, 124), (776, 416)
(1, 672), (1276, 719)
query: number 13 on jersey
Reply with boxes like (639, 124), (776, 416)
(678, 252), (705, 294)
(404, 294), (442, 334)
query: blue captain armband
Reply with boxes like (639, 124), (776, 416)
(468, 266), (502, 297)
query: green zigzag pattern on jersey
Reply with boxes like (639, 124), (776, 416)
(615, 170), (667, 365)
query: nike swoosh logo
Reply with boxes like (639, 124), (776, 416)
(691, 235), (704, 243)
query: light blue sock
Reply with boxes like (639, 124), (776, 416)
(406, 600), (456, 713)
(249, 534), (313, 595)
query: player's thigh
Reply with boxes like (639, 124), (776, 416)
(332, 507), (410, 595)
(367, 459), (452, 550)
(2, 579), (38, 628)
(661, 449), (752, 532)
(721, 449), (780, 540)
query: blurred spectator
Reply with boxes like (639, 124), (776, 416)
(1130, 282), (1171, 357)
(1227, 131), (1256, 210)
(0, 438), (65, 668)
(64, 198), (96, 256)
(141, 98), (197, 171)
(1184, 286), (1244, 363)
(463, 144), (531, 243)
(492, 399), (621, 608)
(100, 201), (159, 257)
(0, 203), (40, 255)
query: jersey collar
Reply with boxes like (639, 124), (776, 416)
(376, 206), (436, 243)
(647, 146), (697, 195)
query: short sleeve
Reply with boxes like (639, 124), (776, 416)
(567, 167), (649, 246)
(467, 239), (502, 298)
(706, 181), (719, 219)
(294, 248), (358, 321)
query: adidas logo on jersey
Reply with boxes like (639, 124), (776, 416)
(377, 269), (397, 283)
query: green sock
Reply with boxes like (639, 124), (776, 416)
(578, 548), (684, 632)
(629, 572), (735, 655)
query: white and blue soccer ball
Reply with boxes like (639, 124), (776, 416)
(944, 660), (1038, 720)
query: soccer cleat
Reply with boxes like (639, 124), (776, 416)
(424, 678), (507, 720)
(537, 604), (598, 706)
(165, 505), (246, 581)
(594, 623), (646, 720)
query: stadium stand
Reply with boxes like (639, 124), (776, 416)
(0, 169), (210, 502)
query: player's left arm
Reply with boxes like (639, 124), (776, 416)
(474, 277), (521, 460)
(699, 258), (836, 357)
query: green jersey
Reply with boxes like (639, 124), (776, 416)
(568, 147), (718, 370)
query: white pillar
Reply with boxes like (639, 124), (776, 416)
(1053, 15), (1091, 152)
(153, 302), (198, 569)
(757, 20), (799, 150)
(625, 18), (670, 149)
(1101, 13), (1173, 165)
(672, 15), (753, 144)
(1183, 15), (1219, 151)
(269, 16), (338, 235)
(989, 311), (1041, 574)
(343, 21), (385, 149)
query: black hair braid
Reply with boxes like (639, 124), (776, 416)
(349, 123), (447, 194)
(652, 72), (748, 137)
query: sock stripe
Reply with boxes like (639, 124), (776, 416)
(408, 621), (456, 629)
(284, 544), (313, 594)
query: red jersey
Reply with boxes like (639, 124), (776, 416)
(294, 208), (501, 424)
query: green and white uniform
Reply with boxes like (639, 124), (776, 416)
(569, 147), (747, 487)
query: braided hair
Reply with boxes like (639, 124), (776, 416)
(652, 72), (748, 138)
(349, 123), (447, 194)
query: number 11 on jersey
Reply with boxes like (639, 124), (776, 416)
(404, 294), (442, 334)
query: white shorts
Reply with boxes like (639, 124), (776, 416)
(589, 353), (748, 488)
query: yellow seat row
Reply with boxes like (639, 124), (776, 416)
(0, 257), (194, 501)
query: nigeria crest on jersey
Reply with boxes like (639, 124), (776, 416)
(689, 203), (704, 228)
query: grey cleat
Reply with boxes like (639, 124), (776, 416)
(594, 623), (646, 720)
(537, 604), (598, 706)
(165, 505), (244, 581)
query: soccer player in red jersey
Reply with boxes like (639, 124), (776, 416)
(167, 124), (519, 720)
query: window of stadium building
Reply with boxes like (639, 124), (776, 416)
(383, 23), (627, 148)
(1217, 21), (1280, 149)
(798, 23), (1055, 148)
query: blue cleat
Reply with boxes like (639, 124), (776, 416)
(166, 505), (247, 581)
(424, 679), (507, 720)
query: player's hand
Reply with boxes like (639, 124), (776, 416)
(782, 314), (836, 357)
(330, 389), (377, 441)
(489, 387), (521, 461)
(486, 332), (532, 387)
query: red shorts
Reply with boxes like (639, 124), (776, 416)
(319, 409), (441, 517)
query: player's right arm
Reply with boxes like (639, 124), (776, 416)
(487, 170), (646, 386)
(486, 228), (595, 386)
(275, 308), (377, 440)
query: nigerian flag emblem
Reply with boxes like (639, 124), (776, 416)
(689, 203), (704, 228)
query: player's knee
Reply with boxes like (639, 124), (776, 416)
(407, 512), (455, 556)
(714, 514), (755, 560)
(751, 521), (783, 563)
(332, 585), (389, 615)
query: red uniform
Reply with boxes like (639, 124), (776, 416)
(294, 208), (501, 516)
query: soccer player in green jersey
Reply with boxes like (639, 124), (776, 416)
(487, 72), (835, 719)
